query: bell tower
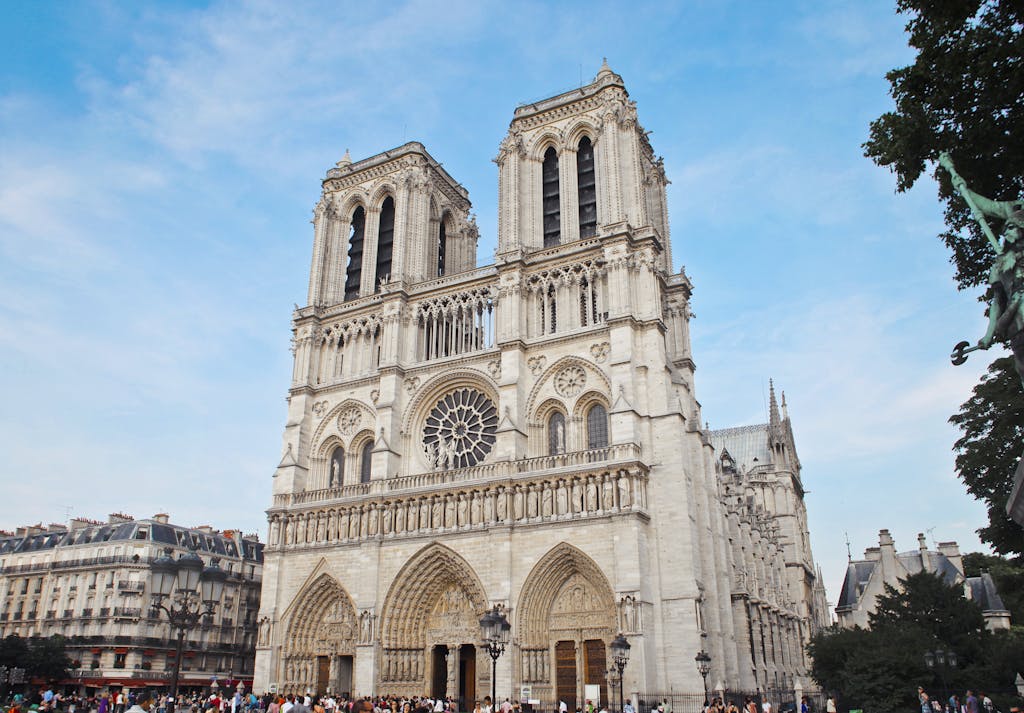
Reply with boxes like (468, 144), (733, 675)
(494, 60), (671, 271)
(307, 142), (478, 308)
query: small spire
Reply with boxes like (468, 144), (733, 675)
(596, 57), (613, 79)
(768, 379), (782, 433)
(781, 390), (789, 420)
(336, 149), (352, 168)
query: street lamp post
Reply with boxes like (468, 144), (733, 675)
(924, 649), (958, 710)
(610, 634), (631, 713)
(480, 606), (511, 709)
(150, 548), (227, 713)
(694, 651), (711, 706)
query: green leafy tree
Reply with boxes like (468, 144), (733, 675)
(24, 635), (72, 681)
(0, 634), (29, 669)
(0, 635), (72, 681)
(809, 572), (997, 713)
(950, 357), (1024, 555)
(864, 0), (1023, 290)
(865, 1), (1024, 555)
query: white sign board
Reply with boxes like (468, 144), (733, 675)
(584, 685), (602, 707)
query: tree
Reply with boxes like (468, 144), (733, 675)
(950, 356), (1024, 555)
(0, 634), (72, 682)
(864, 0), (1024, 290)
(809, 571), (1000, 713)
(23, 635), (72, 681)
(865, 2), (1024, 554)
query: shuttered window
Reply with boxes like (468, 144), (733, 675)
(344, 207), (365, 301)
(374, 197), (395, 289)
(542, 147), (560, 247)
(577, 137), (597, 237)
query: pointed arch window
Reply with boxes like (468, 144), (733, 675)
(577, 136), (597, 238)
(375, 196), (395, 290)
(542, 147), (560, 247)
(360, 442), (373, 483)
(329, 447), (345, 487)
(344, 207), (365, 302)
(586, 404), (609, 450)
(437, 220), (447, 277)
(548, 411), (566, 456)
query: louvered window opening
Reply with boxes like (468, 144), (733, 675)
(542, 147), (561, 247)
(437, 221), (447, 277)
(375, 197), (395, 290)
(344, 207), (365, 301)
(577, 137), (597, 238)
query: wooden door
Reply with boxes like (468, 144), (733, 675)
(316, 656), (330, 696)
(583, 640), (607, 708)
(460, 645), (476, 707)
(555, 640), (577, 711)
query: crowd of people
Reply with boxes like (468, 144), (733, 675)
(918, 686), (1016, 713)
(0, 691), (531, 713)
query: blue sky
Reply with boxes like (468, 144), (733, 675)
(0, 1), (1003, 607)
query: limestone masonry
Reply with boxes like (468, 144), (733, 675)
(255, 62), (830, 704)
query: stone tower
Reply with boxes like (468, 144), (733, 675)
(255, 62), (827, 703)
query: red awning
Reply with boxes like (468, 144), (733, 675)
(142, 650), (156, 656)
(90, 648), (102, 654)
(114, 648), (129, 654)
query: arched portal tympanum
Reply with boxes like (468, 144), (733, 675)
(379, 543), (489, 705)
(517, 543), (617, 710)
(282, 574), (358, 697)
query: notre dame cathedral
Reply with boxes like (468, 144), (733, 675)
(254, 61), (830, 705)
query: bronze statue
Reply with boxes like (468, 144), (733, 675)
(940, 152), (1024, 389)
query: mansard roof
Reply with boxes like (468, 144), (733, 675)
(966, 572), (1009, 613)
(0, 516), (263, 562)
(835, 547), (999, 613)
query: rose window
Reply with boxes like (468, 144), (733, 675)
(423, 388), (498, 469)
(555, 365), (587, 397)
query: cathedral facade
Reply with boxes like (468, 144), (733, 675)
(254, 63), (828, 704)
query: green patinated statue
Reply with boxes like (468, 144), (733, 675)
(940, 152), (1024, 390)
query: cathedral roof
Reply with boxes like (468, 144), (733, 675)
(708, 423), (772, 472)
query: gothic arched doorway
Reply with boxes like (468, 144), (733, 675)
(282, 574), (358, 696)
(380, 543), (489, 705)
(517, 544), (617, 710)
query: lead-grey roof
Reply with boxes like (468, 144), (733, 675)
(836, 548), (981, 612)
(0, 518), (263, 563)
(966, 572), (1008, 613)
(709, 423), (772, 472)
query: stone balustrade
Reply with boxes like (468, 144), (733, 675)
(267, 454), (647, 549)
(274, 443), (641, 508)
